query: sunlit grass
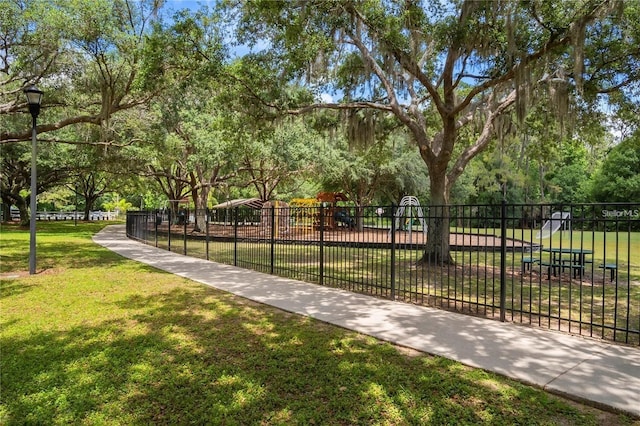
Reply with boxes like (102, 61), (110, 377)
(1, 222), (637, 424)
(457, 227), (640, 276)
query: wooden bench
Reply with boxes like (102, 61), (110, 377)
(599, 264), (618, 282)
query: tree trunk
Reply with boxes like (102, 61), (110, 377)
(415, 113), (456, 265)
(16, 196), (29, 226)
(1, 202), (9, 222)
(3, 191), (29, 225)
(84, 194), (98, 221)
(419, 172), (453, 265)
(193, 185), (210, 233)
(169, 200), (180, 222)
(355, 204), (364, 231)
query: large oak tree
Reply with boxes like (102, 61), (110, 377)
(1, 0), (164, 221)
(228, 0), (640, 262)
(1, 0), (163, 144)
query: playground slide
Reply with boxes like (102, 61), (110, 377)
(536, 212), (571, 239)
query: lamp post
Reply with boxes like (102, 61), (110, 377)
(24, 85), (44, 275)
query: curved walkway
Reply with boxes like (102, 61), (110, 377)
(94, 225), (639, 418)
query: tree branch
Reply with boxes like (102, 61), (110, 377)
(447, 90), (517, 189)
(287, 101), (392, 115)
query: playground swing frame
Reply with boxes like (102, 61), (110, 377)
(389, 196), (427, 242)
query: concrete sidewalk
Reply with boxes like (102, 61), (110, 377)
(94, 225), (639, 417)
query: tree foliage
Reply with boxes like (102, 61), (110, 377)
(1, 0), (638, 244)
(226, 0), (640, 262)
(1, 0), (163, 144)
(591, 131), (640, 202)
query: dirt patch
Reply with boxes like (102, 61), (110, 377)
(155, 223), (535, 250)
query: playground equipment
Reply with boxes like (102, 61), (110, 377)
(389, 196), (427, 242)
(536, 211), (571, 239)
(210, 198), (265, 226)
(315, 192), (354, 230)
(316, 191), (348, 203)
(165, 198), (192, 224)
(261, 200), (290, 236)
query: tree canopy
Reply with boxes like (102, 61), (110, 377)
(591, 130), (640, 202)
(1, 0), (638, 257)
(224, 0), (640, 261)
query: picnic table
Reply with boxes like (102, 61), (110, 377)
(540, 247), (593, 279)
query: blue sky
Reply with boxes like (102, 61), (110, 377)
(163, 0), (216, 13)
(157, 1), (334, 103)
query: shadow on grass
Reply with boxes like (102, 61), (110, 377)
(38, 241), (128, 270)
(0, 222), (128, 274)
(0, 281), (35, 299)
(0, 241), (131, 274)
(1, 286), (604, 425)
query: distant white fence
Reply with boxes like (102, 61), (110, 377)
(31, 211), (118, 221)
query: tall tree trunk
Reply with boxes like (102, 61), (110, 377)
(193, 185), (210, 233)
(3, 189), (30, 225)
(16, 196), (29, 226)
(1, 202), (9, 222)
(354, 204), (364, 231)
(420, 171), (453, 265)
(83, 193), (99, 221)
(190, 167), (215, 233)
(169, 200), (180, 221)
(416, 114), (456, 265)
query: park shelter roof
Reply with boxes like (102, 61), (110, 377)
(210, 198), (264, 210)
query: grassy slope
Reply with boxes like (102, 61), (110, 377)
(1, 222), (637, 425)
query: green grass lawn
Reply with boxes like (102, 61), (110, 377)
(452, 227), (640, 275)
(1, 222), (638, 425)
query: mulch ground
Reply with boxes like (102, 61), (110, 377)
(157, 222), (535, 250)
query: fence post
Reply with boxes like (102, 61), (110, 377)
(154, 210), (159, 248)
(390, 204), (396, 300)
(270, 204), (275, 275)
(233, 207), (238, 266)
(145, 212), (149, 242)
(205, 208), (210, 261)
(500, 199), (507, 322)
(183, 208), (188, 255)
(167, 209), (172, 252)
(319, 205), (324, 286)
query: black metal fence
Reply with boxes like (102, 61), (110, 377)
(127, 202), (640, 346)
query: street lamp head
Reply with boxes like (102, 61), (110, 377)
(24, 85), (44, 118)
